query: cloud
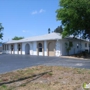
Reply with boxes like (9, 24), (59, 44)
(31, 9), (45, 15)
(39, 9), (45, 13)
(22, 30), (29, 33)
(31, 11), (38, 15)
(22, 30), (25, 32)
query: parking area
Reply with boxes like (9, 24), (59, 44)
(0, 54), (90, 74)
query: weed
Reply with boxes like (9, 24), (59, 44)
(20, 84), (26, 87)
(77, 69), (84, 74)
(48, 72), (53, 76)
(0, 84), (8, 90)
(0, 79), (2, 82)
(59, 77), (62, 79)
(88, 72), (90, 74)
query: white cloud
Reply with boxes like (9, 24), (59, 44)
(31, 9), (45, 15)
(22, 30), (29, 33)
(31, 11), (38, 15)
(22, 30), (25, 32)
(39, 9), (45, 13)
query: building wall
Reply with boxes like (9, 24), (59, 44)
(47, 40), (56, 56)
(37, 41), (44, 56)
(82, 41), (90, 51)
(61, 39), (90, 56)
(0, 43), (2, 52)
(22, 42), (31, 55)
(55, 40), (62, 56)
(44, 41), (47, 56)
(33, 41), (37, 55)
(61, 40), (69, 56)
(14, 43), (18, 54)
(2, 39), (90, 56)
(0, 47), (2, 52)
(30, 42), (33, 55)
(8, 44), (11, 54)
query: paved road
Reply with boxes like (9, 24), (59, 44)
(0, 54), (90, 74)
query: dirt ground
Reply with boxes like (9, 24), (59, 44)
(72, 53), (90, 59)
(0, 65), (90, 90)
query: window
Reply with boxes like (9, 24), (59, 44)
(3, 45), (4, 50)
(18, 44), (21, 51)
(77, 44), (79, 48)
(5, 45), (6, 50)
(39, 48), (42, 52)
(7, 45), (9, 50)
(38, 43), (42, 52)
(0, 43), (2, 47)
(85, 43), (87, 47)
(11, 45), (13, 51)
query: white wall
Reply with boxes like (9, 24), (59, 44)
(30, 42), (33, 55)
(2, 45), (5, 53)
(5, 45), (7, 54)
(3, 39), (90, 56)
(55, 40), (62, 56)
(33, 41), (37, 55)
(61, 40), (79, 56)
(14, 43), (18, 54)
(20, 42), (37, 55)
(61, 39), (90, 56)
(17, 42), (31, 55)
(61, 40), (68, 56)
(6, 45), (9, 54)
(38, 52), (43, 56)
(82, 41), (89, 51)
(22, 43), (26, 55)
(8, 44), (11, 54)
(44, 41), (47, 56)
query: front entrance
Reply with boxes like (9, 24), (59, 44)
(11, 44), (14, 54)
(48, 41), (55, 56)
(18, 44), (22, 54)
(25, 44), (30, 55)
(38, 43), (43, 56)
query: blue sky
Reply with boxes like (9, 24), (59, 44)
(0, 0), (61, 42)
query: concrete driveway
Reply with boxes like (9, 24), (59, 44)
(0, 54), (90, 74)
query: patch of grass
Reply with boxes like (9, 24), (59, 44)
(47, 72), (53, 76)
(0, 84), (8, 90)
(59, 77), (63, 79)
(20, 83), (26, 87)
(77, 70), (83, 74)
(88, 72), (90, 74)
(76, 69), (85, 74)
(0, 66), (90, 90)
(0, 79), (3, 82)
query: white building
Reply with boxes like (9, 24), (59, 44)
(0, 43), (2, 52)
(2, 33), (90, 56)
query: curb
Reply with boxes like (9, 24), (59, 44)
(60, 56), (90, 60)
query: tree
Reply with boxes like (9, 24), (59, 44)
(54, 25), (63, 33)
(56, 0), (90, 39)
(12, 36), (24, 40)
(0, 23), (4, 40)
(48, 28), (50, 34)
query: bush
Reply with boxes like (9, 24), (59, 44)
(82, 51), (86, 56)
(81, 50), (89, 57)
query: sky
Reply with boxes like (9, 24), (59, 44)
(0, 0), (61, 42)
